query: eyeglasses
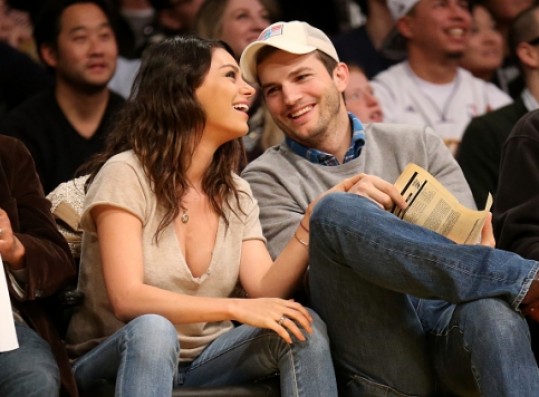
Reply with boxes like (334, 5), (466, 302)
(528, 37), (539, 46)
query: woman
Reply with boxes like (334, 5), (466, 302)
(66, 36), (346, 397)
(459, 3), (504, 84)
(195, 0), (284, 163)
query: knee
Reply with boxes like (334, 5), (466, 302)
(126, 314), (179, 361)
(458, 299), (529, 344)
(298, 309), (331, 355)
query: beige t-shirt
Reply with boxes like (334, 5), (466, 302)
(66, 151), (265, 361)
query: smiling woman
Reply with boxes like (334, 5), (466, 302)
(65, 35), (340, 397)
(459, 4), (504, 83)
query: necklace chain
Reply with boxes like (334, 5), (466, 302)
(404, 63), (461, 124)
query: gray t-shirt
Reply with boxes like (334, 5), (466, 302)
(242, 122), (475, 258)
(67, 151), (265, 361)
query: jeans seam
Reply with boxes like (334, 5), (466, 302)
(187, 330), (280, 372)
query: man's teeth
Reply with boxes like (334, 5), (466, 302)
(448, 28), (464, 37)
(290, 106), (312, 118)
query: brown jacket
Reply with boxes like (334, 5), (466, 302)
(0, 135), (78, 397)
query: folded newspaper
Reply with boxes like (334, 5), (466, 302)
(392, 163), (492, 244)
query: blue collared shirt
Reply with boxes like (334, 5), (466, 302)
(285, 113), (365, 165)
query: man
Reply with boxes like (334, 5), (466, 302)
(371, 0), (511, 153)
(0, 135), (77, 397)
(457, 4), (539, 208)
(240, 20), (539, 396)
(0, 0), (124, 194)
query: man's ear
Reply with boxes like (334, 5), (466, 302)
(396, 16), (413, 40)
(333, 62), (349, 93)
(40, 44), (58, 68)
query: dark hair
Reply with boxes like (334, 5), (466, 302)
(32, 0), (115, 55)
(509, 4), (539, 57)
(83, 36), (246, 241)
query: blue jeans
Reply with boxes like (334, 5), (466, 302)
(73, 311), (337, 397)
(0, 322), (60, 397)
(308, 193), (539, 397)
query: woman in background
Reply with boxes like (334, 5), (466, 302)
(460, 3), (504, 85)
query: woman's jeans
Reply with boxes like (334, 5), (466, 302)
(0, 322), (60, 397)
(73, 311), (337, 397)
(309, 193), (539, 397)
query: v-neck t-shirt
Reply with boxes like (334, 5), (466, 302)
(66, 151), (265, 361)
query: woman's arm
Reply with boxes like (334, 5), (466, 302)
(93, 204), (312, 343)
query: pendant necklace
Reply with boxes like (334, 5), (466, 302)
(181, 209), (189, 224)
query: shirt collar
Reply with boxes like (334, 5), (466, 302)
(522, 88), (539, 112)
(285, 113), (365, 166)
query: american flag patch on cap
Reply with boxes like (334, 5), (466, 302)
(258, 23), (284, 41)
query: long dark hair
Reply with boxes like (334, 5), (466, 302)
(83, 36), (246, 240)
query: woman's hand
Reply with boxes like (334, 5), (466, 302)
(230, 298), (313, 344)
(0, 208), (25, 269)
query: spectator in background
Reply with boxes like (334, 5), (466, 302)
(0, 0), (36, 57)
(332, 0), (399, 79)
(0, 42), (53, 117)
(0, 0), (124, 194)
(493, 109), (539, 362)
(0, 135), (77, 397)
(460, 3), (504, 83)
(195, 0), (283, 162)
(344, 62), (384, 123)
(457, 4), (539, 208)
(371, 0), (512, 155)
(482, 0), (534, 97)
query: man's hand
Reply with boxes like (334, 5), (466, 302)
(347, 173), (408, 211)
(479, 212), (495, 248)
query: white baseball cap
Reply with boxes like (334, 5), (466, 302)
(240, 20), (339, 84)
(387, 0), (421, 21)
(382, 0), (421, 60)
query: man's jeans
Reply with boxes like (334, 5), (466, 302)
(73, 311), (337, 397)
(0, 322), (60, 397)
(309, 193), (539, 397)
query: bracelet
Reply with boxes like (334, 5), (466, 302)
(294, 231), (309, 248)
(299, 219), (309, 233)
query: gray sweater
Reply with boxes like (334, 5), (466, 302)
(242, 122), (475, 258)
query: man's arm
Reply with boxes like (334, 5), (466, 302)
(1, 137), (75, 300)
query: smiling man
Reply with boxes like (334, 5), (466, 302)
(240, 20), (539, 397)
(371, 0), (511, 154)
(0, 0), (124, 193)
